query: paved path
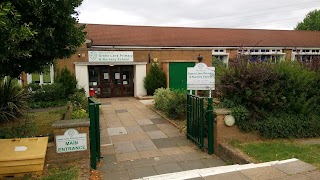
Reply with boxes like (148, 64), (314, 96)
(97, 98), (226, 180)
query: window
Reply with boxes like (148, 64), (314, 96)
(27, 64), (54, 85)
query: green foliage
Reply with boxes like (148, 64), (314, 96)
(68, 88), (88, 111)
(256, 114), (320, 138)
(55, 67), (78, 96)
(273, 61), (320, 115)
(154, 88), (186, 119)
(0, 79), (29, 122)
(144, 62), (166, 95)
(71, 109), (88, 119)
(219, 59), (320, 138)
(29, 83), (65, 102)
(220, 60), (284, 120)
(295, 9), (320, 31)
(0, 0), (86, 78)
(27, 82), (42, 91)
(212, 57), (227, 85)
(0, 121), (36, 139)
(28, 99), (67, 109)
(0, 2), (36, 77)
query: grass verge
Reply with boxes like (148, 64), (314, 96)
(0, 108), (64, 139)
(230, 140), (320, 168)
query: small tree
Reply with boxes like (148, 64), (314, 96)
(144, 62), (166, 95)
(55, 67), (77, 96)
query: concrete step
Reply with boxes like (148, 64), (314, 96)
(135, 158), (317, 180)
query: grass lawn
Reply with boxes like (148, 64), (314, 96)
(231, 140), (320, 168)
(0, 108), (65, 139)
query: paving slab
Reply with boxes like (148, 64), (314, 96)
(107, 127), (127, 136)
(130, 157), (157, 168)
(133, 139), (157, 151)
(116, 151), (141, 162)
(273, 160), (317, 174)
(152, 138), (178, 149)
(139, 149), (164, 159)
(114, 141), (137, 153)
(178, 159), (208, 171)
(150, 117), (169, 124)
(146, 130), (168, 139)
(125, 125), (144, 134)
(240, 166), (287, 180)
(136, 118), (154, 125)
(103, 169), (130, 180)
(141, 124), (161, 132)
(115, 109), (128, 113)
(160, 147), (184, 156)
(204, 171), (250, 180)
(153, 162), (183, 174)
(128, 166), (158, 179)
(201, 158), (227, 167)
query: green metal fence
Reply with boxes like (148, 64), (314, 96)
(88, 97), (102, 169)
(186, 94), (214, 154)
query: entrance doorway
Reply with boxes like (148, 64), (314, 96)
(88, 65), (134, 97)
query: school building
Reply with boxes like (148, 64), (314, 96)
(22, 24), (320, 98)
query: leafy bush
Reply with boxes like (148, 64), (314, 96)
(144, 62), (166, 95)
(71, 109), (88, 119)
(154, 88), (186, 119)
(28, 99), (67, 109)
(0, 79), (29, 122)
(27, 82), (41, 91)
(0, 121), (37, 139)
(68, 88), (88, 111)
(219, 59), (320, 138)
(256, 113), (320, 138)
(29, 83), (65, 102)
(220, 60), (284, 120)
(55, 67), (78, 96)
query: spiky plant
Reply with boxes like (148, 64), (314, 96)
(0, 79), (29, 122)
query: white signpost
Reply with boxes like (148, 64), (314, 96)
(88, 51), (134, 62)
(187, 63), (215, 97)
(56, 129), (87, 153)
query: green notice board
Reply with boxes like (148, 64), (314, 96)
(169, 62), (195, 90)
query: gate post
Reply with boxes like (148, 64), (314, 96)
(94, 104), (101, 162)
(89, 103), (97, 169)
(207, 97), (214, 155)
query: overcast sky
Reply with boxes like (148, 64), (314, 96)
(77, 0), (320, 30)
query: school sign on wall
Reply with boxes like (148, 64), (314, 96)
(56, 129), (87, 153)
(187, 63), (215, 90)
(88, 51), (134, 62)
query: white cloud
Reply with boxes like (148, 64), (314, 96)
(77, 0), (320, 30)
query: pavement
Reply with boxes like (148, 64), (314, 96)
(98, 97), (226, 180)
(97, 97), (320, 180)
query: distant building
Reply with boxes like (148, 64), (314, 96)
(21, 24), (320, 97)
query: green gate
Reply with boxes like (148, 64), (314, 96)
(88, 97), (102, 169)
(169, 62), (195, 90)
(186, 94), (214, 154)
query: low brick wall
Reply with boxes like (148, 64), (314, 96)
(214, 109), (260, 164)
(45, 119), (90, 179)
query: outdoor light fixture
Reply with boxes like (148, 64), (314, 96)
(198, 54), (203, 62)
(148, 53), (151, 63)
(224, 115), (235, 127)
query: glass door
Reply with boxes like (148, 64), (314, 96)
(100, 67), (111, 97)
(111, 66), (123, 97)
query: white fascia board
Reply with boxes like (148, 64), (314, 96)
(91, 46), (238, 49)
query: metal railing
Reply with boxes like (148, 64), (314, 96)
(186, 94), (214, 154)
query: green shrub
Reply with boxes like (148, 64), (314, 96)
(28, 99), (67, 109)
(55, 67), (77, 96)
(71, 109), (88, 119)
(0, 121), (37, 139)
(30, 83), (65, 102)
(220, 60), (284, 120)
(144, 62), (166, 95)
(0, 79), (29, 122)
(256, 113), (320, 138)
(27, 82), (41, 91)
(68, 88), (88, 111)
(273, 61), (320, 115)
(154, 88), (186, 119)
